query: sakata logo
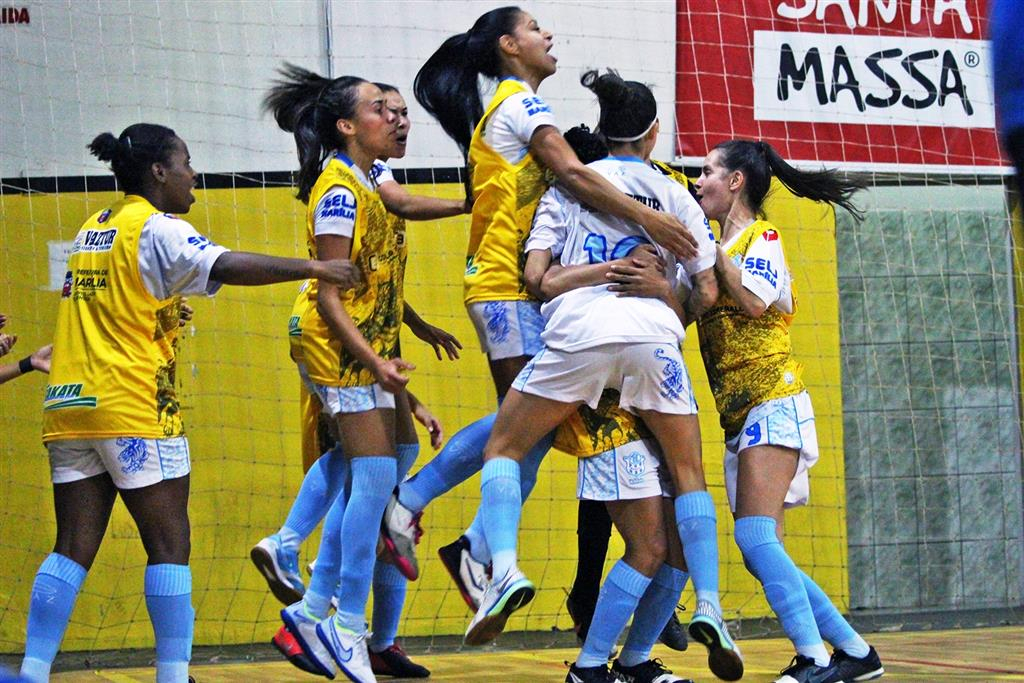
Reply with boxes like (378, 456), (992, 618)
(43, 383), (98, 410)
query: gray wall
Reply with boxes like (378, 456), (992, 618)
(838, 184), (1024, 611)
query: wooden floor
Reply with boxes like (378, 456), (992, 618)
(50, 626), (1024, 682)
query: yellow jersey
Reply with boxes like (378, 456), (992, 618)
(697, 220), (804, 438)
(555, 390), (654, 458)
(300, 155), (405, 387)
(43, 196), (184, 441)
(465, 78), (551, 304)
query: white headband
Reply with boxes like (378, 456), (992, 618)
(604, 117), (657, 143)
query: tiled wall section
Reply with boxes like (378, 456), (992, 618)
(837, 184), (1023, 610)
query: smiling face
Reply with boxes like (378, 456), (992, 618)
(502, 11), (557, 80)
(381, 90), (410, 160)
(695, 148), (740, 224)
(153, 137), (197, 214)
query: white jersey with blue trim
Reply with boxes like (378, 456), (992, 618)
(529, 155), (716, 352)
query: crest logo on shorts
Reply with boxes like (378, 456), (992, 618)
(116, 437), (149, 474)
(654, 347), (684, 400)
(484, 301), (511, 344)
(623, 450), (647, 479)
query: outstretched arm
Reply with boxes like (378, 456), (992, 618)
(210, 252), (361, 288)
(378, 181), (469, 221)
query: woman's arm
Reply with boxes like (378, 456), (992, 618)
(315, 234), (413, 393)
(378, 181), (469, 221)
(211, 251), (361, 288)
(403, 302), (462, 360)
(530, 127), (698, 259)
(407, 390), (443, 449)
(0, 344), (51, 386)
(539, 245), (663, 301)
(713, 244), (768, 318)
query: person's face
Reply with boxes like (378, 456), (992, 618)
(504, 12), (556, 78)
(340, 82), (398, 159)
(382, 91), (410, 160)
(695, 148), (738, 223)
(154, 137), (197, 214)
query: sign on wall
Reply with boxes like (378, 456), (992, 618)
(676, 0), (1004, 172)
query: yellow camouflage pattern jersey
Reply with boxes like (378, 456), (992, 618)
(43, 195), (184, 441)
(555, 389), (654, 458)
(464, 78), (551, 304)
(300, 155), (405, 387)
(696, 219), (804, 438)
(650, 159), (695, 194)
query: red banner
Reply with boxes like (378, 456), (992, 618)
(675, 0), (1005, 171)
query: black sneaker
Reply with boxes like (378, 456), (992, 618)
(566, 592), (596, 644)
(829, 646), (884, 681)
(438, 535), (489, 611)
(612, 657), (694, 683)
(566, 662), (625, 682)
(775, 655), (839, 683)
(370, 643), (431, 678)
(657, 609), (688, 651)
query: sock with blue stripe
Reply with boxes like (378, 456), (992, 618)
(20, 553), (87, 683)
(464, 431), (552, 565)
(618, 564), (689, 667)
(368, 561), (407, 651)
(576, 561), (651, 668)
(799, 569), (869, 657)
(396, 442), (420, 482)
(305, 485), (346, 619)
(144, 563), (194, 683)
(674, 491), (721, 613)
(480, 457), (522, 580)
(280, 446), (347, 548)
(397, 413), (496, 513)
(735, 516), (827, 666)
(336, 456), (397, 617)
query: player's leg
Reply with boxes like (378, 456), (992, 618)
(566, 499), (612, 642)
(21, 445), (117, 683)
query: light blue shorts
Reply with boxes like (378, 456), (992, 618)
(467, 300), (545, 360)
(577, 438), (672, 501)
(47, 436), (191, 489)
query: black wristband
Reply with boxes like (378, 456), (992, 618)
(18, 356), (33, 375)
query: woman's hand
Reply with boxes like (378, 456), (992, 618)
(0, 333), (17, 358)
(315, 259), (362, 289)
(373, 357), (415, 394)
(30, 344), (53, 373)
(408, 319), (462, 361)
(607, 258), (671, 300)
(412, 401), (443, 449)
(178, 300), (194, 327)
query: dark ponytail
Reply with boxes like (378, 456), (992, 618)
(580, 69), (657, 144)
(715, 140), (866, 220)
(88, 123), (178, 195)
(264, 63), (368, 203)
(563, 124), (608, 165)
(414, 6), (522, 196)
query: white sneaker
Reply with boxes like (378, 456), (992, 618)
(316, 615), (376, 683)
(280, 601), (337, 679)
(379, 493), (420, 580)
(688, 599), (744, 681)
(464, 566), (535, 646)
(252, 534), (306, 606)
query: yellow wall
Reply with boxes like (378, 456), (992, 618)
(0, 179), (846, 652)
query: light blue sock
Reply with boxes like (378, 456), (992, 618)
(576, 561), (651, 668)
(144, 564), (194, 683)
(20, 553), (87, 683)
(396, 442), (420, 482)
(619, 564), (688, 667)
(281, 446), (347, 546)
(336, 456), (397, 617)
(735, 517), (826, 665)
(368, 561), (407, 651)
(674, 491), (721, 612)
(799, 569), (869, 657)
(306, 486), (346, 618)
(463, 430), (553, 565)
(480, 457), (521, 580)
(397, 413), (496, 512)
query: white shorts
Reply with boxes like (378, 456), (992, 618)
(47, 436), (191, 489)
(512, 342), (697, 415)
(577, 438), (673, 501)
(723, 391), (819, 511)
(312, 382), (396, 416)
(467, 300), (545, 360)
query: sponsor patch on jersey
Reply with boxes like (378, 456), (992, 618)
(522, 95), (551, 117)
(187, 235), (215, 251)
(744, 256), (778, 288)
(61, 270), (73, 298)
(97, 209), (111, 224)
(71, 268), (109, 301)
(318, 192), (356, 221)
(72, 228), (118, 254)
(761, 228), (779, 242)
(43, 382), (98, 410)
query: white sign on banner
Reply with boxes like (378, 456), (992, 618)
(47, 241), (75, 291)
(753, 30), (994, 128)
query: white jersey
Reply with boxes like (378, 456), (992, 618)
(482, 78), (557, 164)
(137, 213), (229, 300)
(528, 156), (716, 352)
